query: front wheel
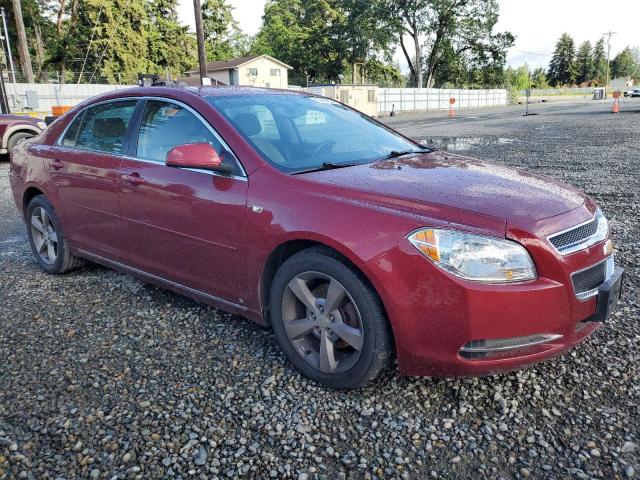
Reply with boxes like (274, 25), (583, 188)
(7, 131), (35, 151)
(270, 247), (393, 389)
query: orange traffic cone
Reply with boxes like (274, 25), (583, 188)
(611, 98), (619, 114)
(612, 91), (620, 113)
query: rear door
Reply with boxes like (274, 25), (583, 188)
(118, 98), (248, 303)
(47, 99), (138, 259)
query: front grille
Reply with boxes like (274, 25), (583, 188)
(571, 257), (613, 300)
(549, 217), (598, 253)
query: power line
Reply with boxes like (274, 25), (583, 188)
(513, 49), (552, 58)
(77, 5), (103, 85)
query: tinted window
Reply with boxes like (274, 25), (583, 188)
(75, 101), (137, 154)
(61, 111), (85, 147)
(135, 100), (242, 175)
(136, 100), (223, 162)
(208, 94), (421, 173)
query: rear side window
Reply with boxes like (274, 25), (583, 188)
(74, 100), (137, 154)
(61, 111), (85, 147)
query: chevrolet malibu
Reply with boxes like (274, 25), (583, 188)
(9, 86), (624, 389)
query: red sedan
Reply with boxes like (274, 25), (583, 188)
(9, 86), (624, 389)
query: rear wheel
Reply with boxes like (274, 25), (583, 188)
(270, 247), (393, 389)
(26, 195), (84, 274)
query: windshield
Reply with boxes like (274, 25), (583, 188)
(207, 94), (423, 173)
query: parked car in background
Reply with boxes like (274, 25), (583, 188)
(628, 89), (640, 98)
(9, 86), (624, 389)
(0, 114), (46, 155)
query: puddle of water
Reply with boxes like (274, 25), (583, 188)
(419, 136), (516, 151)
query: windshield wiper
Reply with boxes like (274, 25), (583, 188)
(379, 148), (428, 161)
(292, 161), (364, 174)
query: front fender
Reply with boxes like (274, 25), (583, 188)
(243, 165), (505, 319)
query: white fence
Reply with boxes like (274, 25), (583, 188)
(518, 87), (594, 96)
(5, 83), (136, 113)
(378, 88), (509, 114)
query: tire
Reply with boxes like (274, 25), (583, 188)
(26, 195), (85, 274)
(270, 246), (393, 389)
(7, 131), (35, 151)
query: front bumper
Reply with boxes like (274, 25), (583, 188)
(363, 232), (623, 377)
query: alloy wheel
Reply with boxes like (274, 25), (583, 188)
(30, 207), (58, 265)
(281, 271), (364, 374)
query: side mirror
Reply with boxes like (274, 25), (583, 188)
(166, 143), (232, 173)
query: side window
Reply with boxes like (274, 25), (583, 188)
(135, 100), (241, 175)
(61, 111), (85, 147)
(75, 101), (137, 154)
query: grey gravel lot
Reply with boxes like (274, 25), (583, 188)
(1, 100), (639, 480)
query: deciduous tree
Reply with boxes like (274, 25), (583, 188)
(387, 0), (513, 88)
(531, 67), (549, 89)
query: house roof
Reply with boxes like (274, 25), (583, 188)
(188, 55), (293, 74)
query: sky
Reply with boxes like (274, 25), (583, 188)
(177, 0), (637, 72)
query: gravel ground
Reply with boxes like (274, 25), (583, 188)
(0, 100), (638, 479)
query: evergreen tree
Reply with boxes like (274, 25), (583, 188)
(631, 47), (640, 80)
(201, 0), (248, 61)
(76, 0), (150, 84)
(611, 47), (636, 79)
(575, 41), (594, 84)
(592, 38), (607, 85)
(146, 0), (195, 77)
(548, 33), (577, 86)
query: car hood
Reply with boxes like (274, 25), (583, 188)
(301, 150), (587, 224)
(0, 114), (39, 126)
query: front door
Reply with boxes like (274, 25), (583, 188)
(46, 99), (138, 259)
(118, 99), (248, 303)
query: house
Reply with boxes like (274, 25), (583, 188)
(610, 77), (634, 90)
(185, 55), (292, 89)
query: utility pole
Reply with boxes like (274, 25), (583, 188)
(193, 0), (209, 86)
(11, 0), (34, 83)
(1, 8), (16, 84)
(603, 31), (616, 93)
(0, 62), (10, 113)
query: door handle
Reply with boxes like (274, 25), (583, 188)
(52, 160), (64, 170)
(121, 173), (145, 186)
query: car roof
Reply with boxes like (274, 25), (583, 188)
(110, 84), (312, 99)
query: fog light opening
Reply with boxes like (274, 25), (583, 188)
(459, 334), (563, 360)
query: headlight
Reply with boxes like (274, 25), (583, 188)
(407, 228), (537, 283)
(593, 208), (608, 244)
(37, 121), (47, 130)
